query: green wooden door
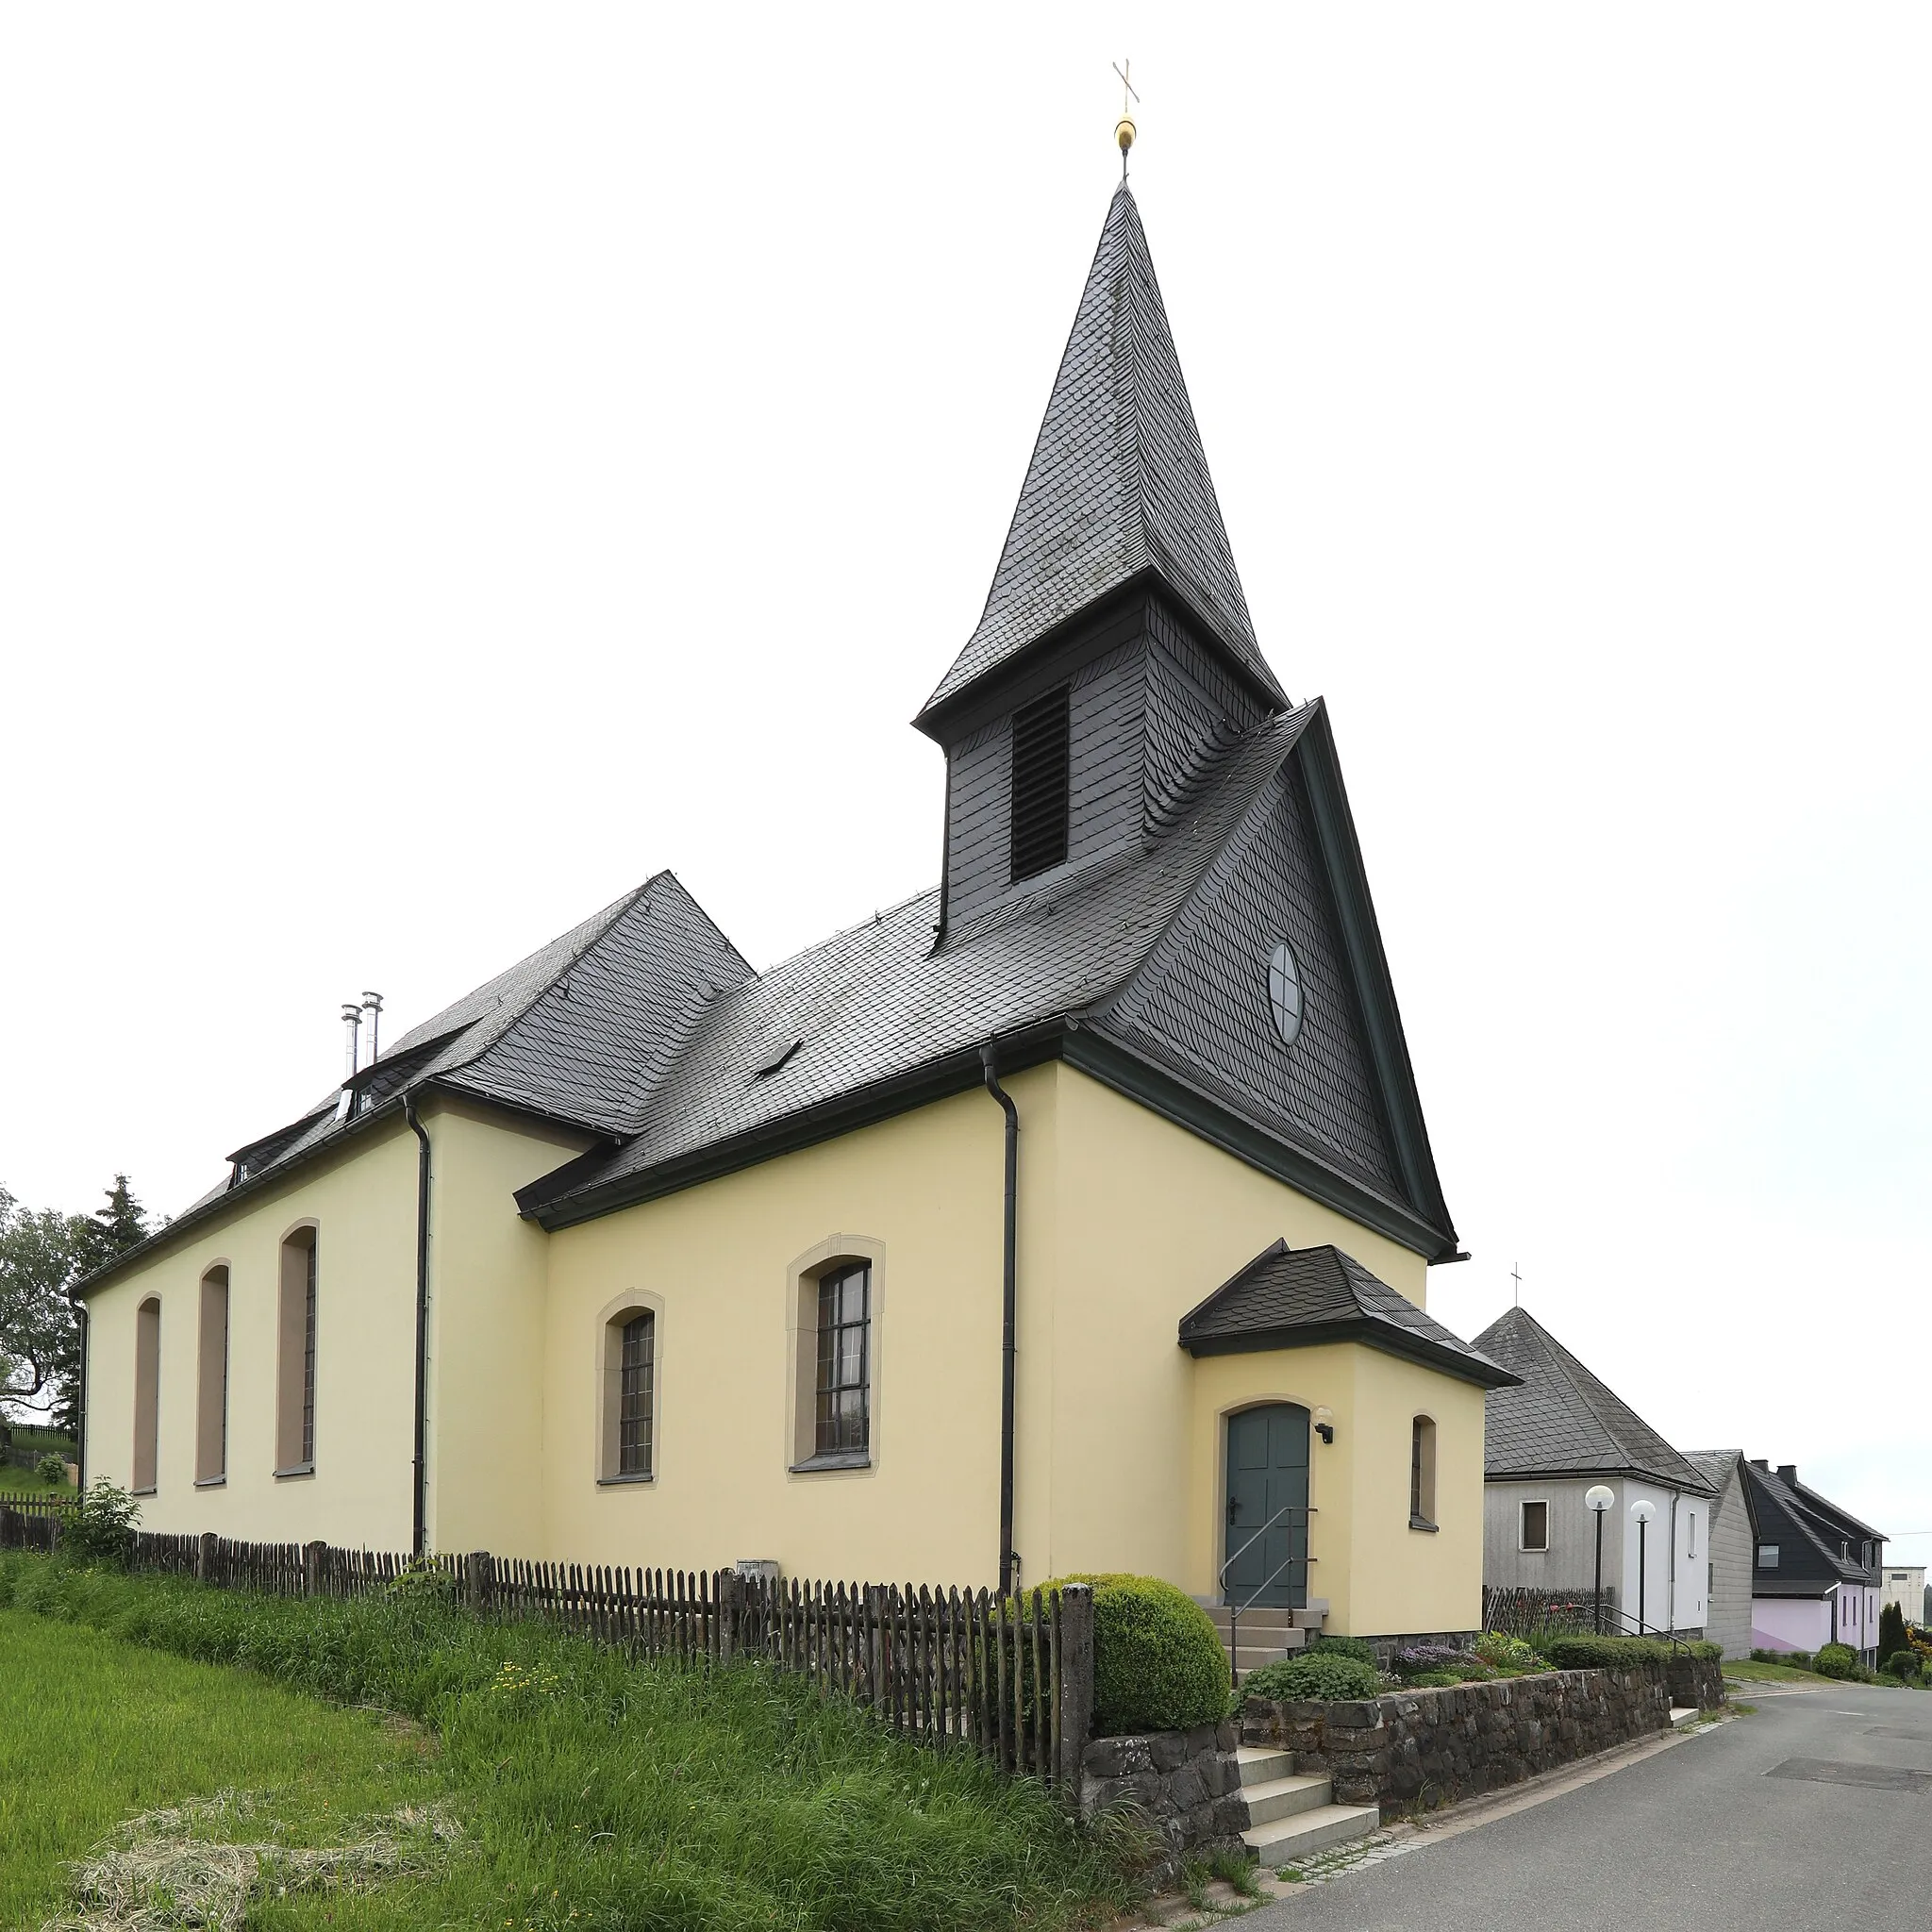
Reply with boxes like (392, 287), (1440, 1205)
(1224, 1405), (1309, 1609)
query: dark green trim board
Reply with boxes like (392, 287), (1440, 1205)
(1292, 706), (1456, 1244)
(1181, 1317), (1517, 1390)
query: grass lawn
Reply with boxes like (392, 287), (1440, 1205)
(0, 1555), (1133, 1931)
(0, 1466), (74, 1497)
(0, 1607), (440, 1930)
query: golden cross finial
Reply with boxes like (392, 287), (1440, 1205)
(1112, 58), (1140, 177)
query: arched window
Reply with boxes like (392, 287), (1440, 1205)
(598, 1301), (658, 1483)
(814, 1261), (871, 1458)
(1409, 1415), (1437, 1529)
(132, 1296), (161, 1493)
(275, 1226), (318, 1475)
(196, 1266), (229, 1485)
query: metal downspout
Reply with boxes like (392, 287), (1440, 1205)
(72, 1296), (89, 1491)
(1669, 1491), (1678, 1635)
(402, 1092), (432, 1558)
(981, 1043), (1019, 1597)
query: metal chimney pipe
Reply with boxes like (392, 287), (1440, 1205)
(360, 991), (383, 1065)
(341, 1003), (363, 1081)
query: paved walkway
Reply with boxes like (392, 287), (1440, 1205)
(1240, 1682), (1932, 1930)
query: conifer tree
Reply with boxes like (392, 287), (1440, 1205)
(1879, 1599), (1908, 1666)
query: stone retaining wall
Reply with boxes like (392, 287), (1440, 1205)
(1241, 1657), (1724, 1813)
(1079, 1723), (1247, 1869)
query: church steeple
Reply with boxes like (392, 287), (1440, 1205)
(917, 183), (1287, 732)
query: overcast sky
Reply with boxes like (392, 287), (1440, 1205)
(4, 8), (1926, 1560)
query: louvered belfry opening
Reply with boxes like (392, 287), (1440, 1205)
(1008, 684), (1071, 882)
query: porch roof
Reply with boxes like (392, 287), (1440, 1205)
(1177, 1240), (1518, 1389)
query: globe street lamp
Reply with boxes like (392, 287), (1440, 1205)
(1586, 1486), (1614, 1633)
(1631, 1499), (1657, 1636)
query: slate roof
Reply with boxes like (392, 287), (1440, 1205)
(1741, 1460), (1883, 1588)
(1473, 1307), (1714, 1492)
(522, 702), (1443, 1228)
(78, 874), (756, 1289)
(1177, 1241), (1517, 1388)
(918, 184), (1289, 726)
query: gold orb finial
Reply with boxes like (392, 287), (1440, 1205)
(1111, 58), (1141, 176)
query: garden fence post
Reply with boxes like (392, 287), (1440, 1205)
(304, 1541), (325, 1597)
(465, 1550), (494, 1615)
(199, 1531), (217, 1583)
(1057, 1583), (1095, 1796)
(864, 1584), (885, 1711)
(718, 1568), (743, 1663)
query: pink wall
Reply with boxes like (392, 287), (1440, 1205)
(1753, 1596), (1831, 1653)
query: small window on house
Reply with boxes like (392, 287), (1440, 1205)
(1409, 1415), (1437, 1528)
(195, 1266), (229, 1485)
(1759, 1543), (1780, 1568)
(132, 1296), (161, 1493)
(1008, 685), (1071, 882)
(1687, 1512), (1697, 1559)
(1521, 1499), (1549, 1551)
(816, 1261), (872, 1458)
(275, 1226), (318, 1474)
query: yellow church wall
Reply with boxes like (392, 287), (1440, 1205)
(1026, 1063), (1483, 1635)
(537, 1080), (1017, 1582)
(418, 1097), (600, 1559)
(80, 1122), (420, 1550)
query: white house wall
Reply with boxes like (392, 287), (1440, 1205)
(1755, 1595), (1832, 1654)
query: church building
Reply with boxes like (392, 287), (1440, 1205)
(77, 178), (1513, 1650)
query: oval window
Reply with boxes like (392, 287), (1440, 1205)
(1268, 941), (1304, 1048)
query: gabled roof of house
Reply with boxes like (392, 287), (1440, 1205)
(1177, 1240), (1517, 1388)
(1681, 1449), (1760, 1538)
(1473, 1307), (1714, 1493)
(916, 183), (1288, 730)
(1741, 1460), (1882, 1587)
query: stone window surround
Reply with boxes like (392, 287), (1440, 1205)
(592, 1287), (666, 1489)
(785, 1234), (887, 1480)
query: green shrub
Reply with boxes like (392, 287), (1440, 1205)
(1040, 1574), (1230, 1734)
(1814, 1642), (1858, 1680)
(1474, 1631), (1550, 1673)
(1240, 1650), (1381, 1704)
(1403, 1671), (1460, 1689)
(1545, 1635), (1674, 1670)
(1305, 1635), (1378, 1668)
(33, 1453), (67, 1485)
(1888, 1651), (1922, 1684)
(57, 1479), (140, 1568)
(1879, 1602), (1908, 1664)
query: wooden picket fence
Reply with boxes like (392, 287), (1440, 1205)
(0, 1499), (71, 1551)
(1483, 1583), (1618, 1637)
(77, 1531), (1095, 1793)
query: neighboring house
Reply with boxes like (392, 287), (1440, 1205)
(1880, 1565), (1926, 1628)
(1474, 1308), (1714, 1638)
(1743, 1461), (1885, 1666)
(73, 181), (1517, 1652)
(1680, 1451), (1759, 1659)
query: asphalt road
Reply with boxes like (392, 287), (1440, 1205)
(1243, 1683), (1932, 1931)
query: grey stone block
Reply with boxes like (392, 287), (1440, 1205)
(1083, 1736), (1154, 1779)
(1149, 1730), (1189, 1773)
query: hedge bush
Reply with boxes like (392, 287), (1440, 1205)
(1544, 1635), (1719, 1670)
(1039, 1574), (1230, 1735)
(1884, 1651), (1920, 1684)
(1304, 1635), (1379, 1669)
(1813, 1642), (1858, 1680)
(1240, 1650), (1381, 1704)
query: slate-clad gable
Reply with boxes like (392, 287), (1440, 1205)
(1096, 762), (1401, 1194)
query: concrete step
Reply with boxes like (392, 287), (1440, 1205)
(1243, 1801), (1379, 1867)
(1208, 1608), (1300, 1631)
(1236, 1746), (1296, 1789)
(1231, 1641), (1303, 1670)
(1670, 1707), (1700, 1731)
(1241, 1773), (1336, 1826)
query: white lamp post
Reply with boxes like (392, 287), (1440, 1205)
(1586, 1485), (1615, 1633)
(1631, 1500), (1657, 1635)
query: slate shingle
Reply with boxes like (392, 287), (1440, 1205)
(1178, 1241), (1515, 1388)
(918, 185), (1288, 724)
(1474, 1307), (1714, 1491)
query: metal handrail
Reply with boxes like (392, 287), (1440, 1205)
(1218, 1503), (1311, 1686)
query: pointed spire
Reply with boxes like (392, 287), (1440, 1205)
(920, 184), (1285, 725)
